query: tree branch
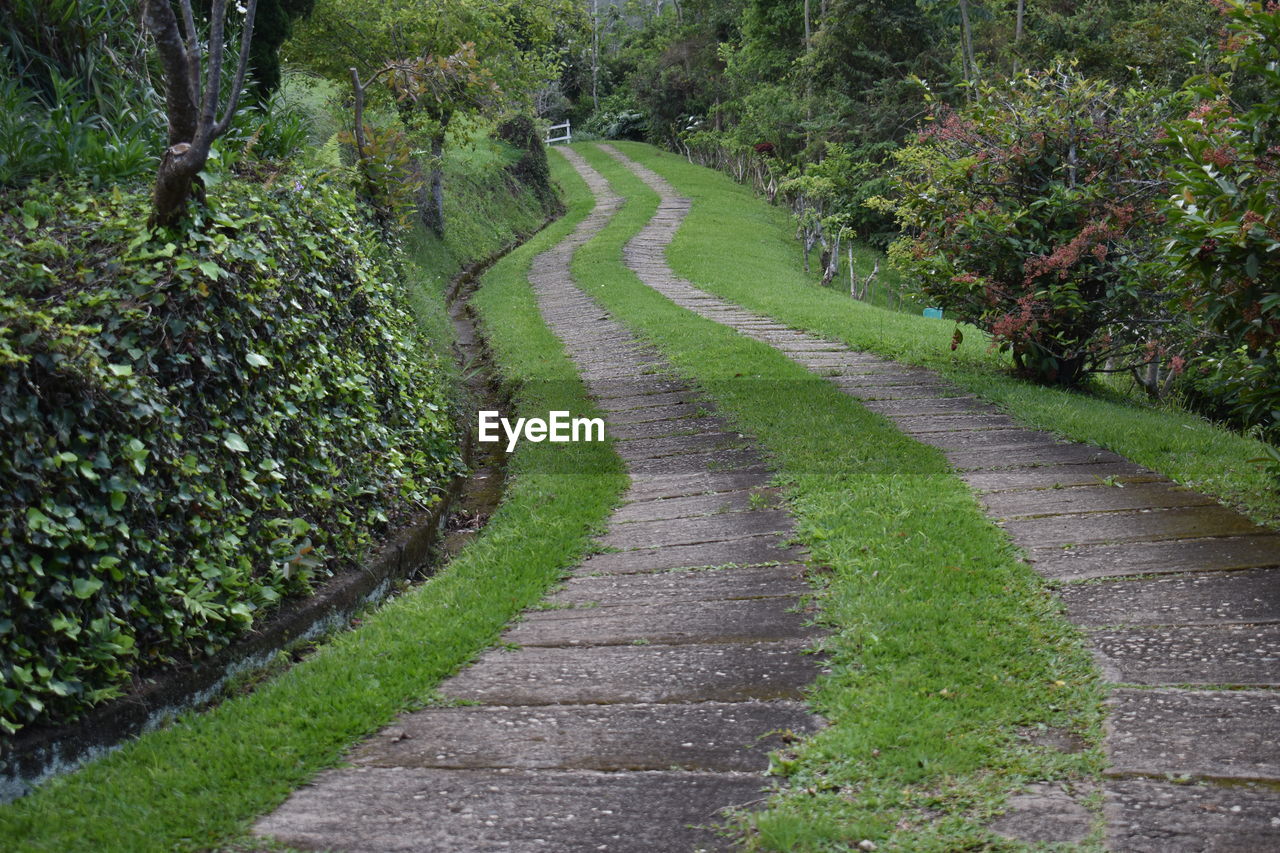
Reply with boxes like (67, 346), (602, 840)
(200, 0), (229, 142)
(215, 0), (261, 136)
(176, 0), (201, 106)
(142, 0), (198, 145)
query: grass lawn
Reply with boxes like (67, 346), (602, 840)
(609, 142), (1280, 529)
(0, 155), (625, 853)
(567, 143), (1106, 851)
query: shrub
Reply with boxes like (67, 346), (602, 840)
(1160, 0), (1280, 442)
(887, 68), (1173, 386)
(0, 173), (460, 735)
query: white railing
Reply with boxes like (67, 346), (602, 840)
(544, 120), (572, 145)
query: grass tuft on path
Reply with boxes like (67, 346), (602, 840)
(568, 143), (1105, 851)
(610, 141), (1280, 528)
(0, 156), (625, 853)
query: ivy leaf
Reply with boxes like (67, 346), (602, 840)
(72, 577), (104, 599)
(245, 352), (270, 368)
(110, 492), (126, 511)
(198, 261), (224, 280)
(223, 433), (250, 453)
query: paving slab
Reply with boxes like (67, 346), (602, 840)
(1106, 689), (1280, 781)
(1000, 504), (1265, 548)
(892, 414), (1024, 433)
(605, 402), (704, 426)
(1089, 624), (1280, 686)
(812, 370), (938, 386)
(980, 481), (1217, 519)
(623, 467), (774, 502)
(440, 641), (820, 705)
(610, 488), (779, 524)
(1061, 570), (1280, 627)
(600, 509), (792, 550)
(590, 378), (688, 399)
(609, 415), (734, 441)
(506, 596), (813, 647)
(626, 446), (764, 476)
(962, 462), (1164, 492)
(987, 782), (1095, 845)
(256, 768), (765, 853)
(548, 564), (809, 607)
(1028, 535), (1280, 581)
(613, 431), (747, 462)
(349, 702), (817, 772)
(599, 390), (696, 411)
(946, 443), (1127, 471)
(920, 427), (1066, 452)
(833, 382), (966, 401)
(859, 396), (996, 416)
(1104, 777), (1280, 852)
(579, 535), (805, 575)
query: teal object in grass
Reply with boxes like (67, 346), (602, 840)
(923, 307), (944, 319)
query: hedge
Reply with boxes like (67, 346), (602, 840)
(0, 172), (461, 735)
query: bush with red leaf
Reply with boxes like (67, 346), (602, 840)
(887, 67), (1174, 386)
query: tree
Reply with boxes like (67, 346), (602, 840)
(382, 44), (499, 233)
(287, 0), (569, 233)
(142, 0), (260, 227)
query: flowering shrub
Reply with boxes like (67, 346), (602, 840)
(0, 173), (460, 735)
(1160, 0), (1280, 441)
(887, 68), (1173, 385)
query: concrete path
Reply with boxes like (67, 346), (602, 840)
(253, 151), (823, 851)
(599, 142), (1280, 851)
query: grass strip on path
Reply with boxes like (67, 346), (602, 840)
(0, 157), (626, 853)
(568, 143), (1105, 851)
(610, 142), (1280, 528)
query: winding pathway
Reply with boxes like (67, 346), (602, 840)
(599, 142), (1280, 851)
(253, 150), (824, 851)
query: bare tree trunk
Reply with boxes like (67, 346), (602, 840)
(428, 130), (446, 235)
(350, 68), (368, 162)
(591, 0), (600, 111)
(822, 229), (841, 287)
(958, 0), (976, 88)
(1012, 0), (1026, 75)
(143, 0), (259, 228)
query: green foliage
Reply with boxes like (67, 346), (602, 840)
(287, 0), (573, 104)
(0, 0), (164, 188)
(339, 122), (426, 230)
(0, 174), (461, 736)
(887, 68), (1173, 386)
(582, 92), (649, 140)
(1159, 0), (1280, 442)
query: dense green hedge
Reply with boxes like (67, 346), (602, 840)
(0, 174), (461, 736)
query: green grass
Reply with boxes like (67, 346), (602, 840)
(610, 141), (1280, 528)
(566, 143), (1105, 851)
(0, 155), (625, 853)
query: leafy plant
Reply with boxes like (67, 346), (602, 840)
(0, 172), (461, 736)
(886, 67), (1174, 386)
(1159, 0), (1280, 442)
